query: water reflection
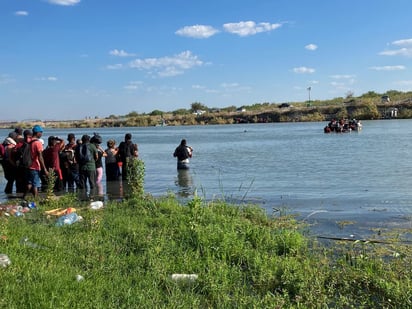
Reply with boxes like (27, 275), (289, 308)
(175, 169), (194, 197)
(106, 180), (124, 201)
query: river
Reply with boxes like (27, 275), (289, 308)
(1, 120), (412, 238)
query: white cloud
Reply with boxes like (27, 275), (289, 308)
(379, 38), (412, 57)
(192, 84), (206, 90)
(392, 38), (412, 46)
(175, 25), (219, 38)
(379, 48), (412, 57)
(330, 81), (345, 87)
(124, 81), (143, 90)
(330, 74), (356, 79)
(192, 84), (218, 93)
(293, 66), (315, 74)
(109, 49), (135, 57)
(305, 44), (317, 51)
(46, 0), (80, 5)
(329, 74), (356, 90)
(369, 65), (406, 71)
(128, 50), (203, 77)
(36, 76), (58, 81)
(221, 82), (240, 88)
(106, 64), (123, 70)
(15, 11), (28, 16)
(223, 21), (281, 37)
(220, 82), (251, 93)
(0, 74), (15, 84)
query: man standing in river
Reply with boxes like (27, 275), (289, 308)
(118, 133), (138, 181)
(173, 139), (193, 170)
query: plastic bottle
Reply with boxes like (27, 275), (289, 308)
(56, 212), (80, 226)
(20, 237), (45, 249)
(0, 254), (11, 268)
(171, 274), (198, 281)
(90, 201), (104, 210)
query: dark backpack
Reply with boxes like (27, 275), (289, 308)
(60, 148), (76, 165)
(17, 141), (33, 168)
(77, 144), (92, 164)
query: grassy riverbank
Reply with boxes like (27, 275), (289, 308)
(1, 192), (411, 308)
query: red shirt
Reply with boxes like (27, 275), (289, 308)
(43, 143), (62, 179)
(29, 139), (43, 171)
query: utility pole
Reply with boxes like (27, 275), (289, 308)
(307, 86), (311, 106)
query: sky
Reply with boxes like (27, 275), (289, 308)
(1, 0), (412, 121)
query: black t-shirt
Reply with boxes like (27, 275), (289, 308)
(174, 145), (189, 161)
(118, 141), (135, 163)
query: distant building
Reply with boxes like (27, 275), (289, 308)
(389, 107), (398, 118)
(193, 110), (206, 116)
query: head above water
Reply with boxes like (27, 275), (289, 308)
(180, 139), (187, 146)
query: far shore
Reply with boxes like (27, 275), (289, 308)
(1, 96), (412, 130)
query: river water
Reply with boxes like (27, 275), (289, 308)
(1, 120), (412, 238)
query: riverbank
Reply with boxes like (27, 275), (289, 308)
(1, 95), (412, 129)
(1, 193), (411, 308)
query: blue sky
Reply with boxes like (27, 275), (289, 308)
(1, 0), (412, 121)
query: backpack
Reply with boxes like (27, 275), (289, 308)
(60, 148), (76, 164)
(77, 144), (92, 164)
(17, 141), (33, 168)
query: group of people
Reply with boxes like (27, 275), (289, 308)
(0, 126), (139, 199)
(324, 118), (362, 133)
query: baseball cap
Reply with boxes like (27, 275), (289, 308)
(32, 125), (44, 133)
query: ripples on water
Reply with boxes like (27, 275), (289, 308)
(1, 120), (412, 237)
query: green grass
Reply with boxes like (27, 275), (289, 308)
(1, 193), (412, 308)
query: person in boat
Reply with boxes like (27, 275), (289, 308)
(173, 139), (193, 170)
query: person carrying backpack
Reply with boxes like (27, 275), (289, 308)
(23, 125), (48, 199)
(75, 134), (98, 195)
(60, 133), (80, 191)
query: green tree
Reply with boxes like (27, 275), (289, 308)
(126, 111), (139, 118)
(191, 102), (208, 112)
(149, 110), (164, 116)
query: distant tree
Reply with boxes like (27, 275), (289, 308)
(126, 111), (139, 118)
(345, 91), (354, 99)
(173, 108), (190, 115)
(150, 110), (164, 116)
(360, 91), (379, 99)
(107, 114), (118, 119)
(221, 105), (237, 112)
(249, 102), (270, 111)
(190, 102), (208, 112)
